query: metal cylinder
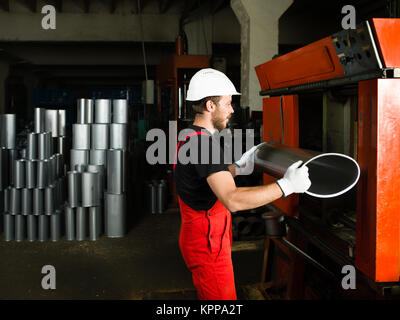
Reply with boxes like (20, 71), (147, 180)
(34, 108), (46, 133)
(45, 186), (55, 215)
(95, 99), (111, 123)
(21, 188), (32, 215)
(38, 132), (52, 160)
(4, 214), (14, 241)
(13, 159), (25, 188)
(91, 124), (109, 149)
(58, 110), (66, 136)
(70, 149), (89, 169)
(27, 215), (37, 242)
(81, 172), (100, 207)
(77, 98), (86, 124)
(65, 206), (75, 241)
(74, 164), (86, 172)
(1, 114), (16, 149)
(254, 143), (361, 198)
(89, 207), (101, 241)
(25, 160), (36, 189)
(4, 187), (9, 213)
(109, 124), (128, 150)
(156, 180), (167, 214)
(76, 207), (87, 241)
(67, 171), (81, 207)
(48, 155), (57, 183)
(0, 148), (9, 190)
(105, 192), (126, 238)
(107, 149), (125, 194)
(85, 99), (94, 124)
(50, 211), (61, 241)
(87, 164), (105, 200)
(72, 124), (91, 150)
(9, 188), (20, 215)
(90, 149), (107, 167)
(45, 110), (59, 138)
(8, 149), (17, 185)
(15, 215), (25, 242)
(38, 215), (48, 242)
(113, 99), (128, 123)
(56, 136), (66, 155)
(37, 160), (48, 188)
(27, 133), (38, 160)
(33, 188), (44, 215)
(147, 182), (157, 214)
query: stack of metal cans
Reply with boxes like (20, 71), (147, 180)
(2, 109), (67, 242)
(66, 98), (128, 240)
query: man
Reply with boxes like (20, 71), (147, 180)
(174, 68), (311, 300)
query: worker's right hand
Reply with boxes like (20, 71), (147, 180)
(276, 160), (311, 197)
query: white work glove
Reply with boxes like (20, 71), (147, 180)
(276, 160), (311, 197)
(234, 145), (258, 175)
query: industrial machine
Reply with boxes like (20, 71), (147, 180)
(255, 18), (400, 299)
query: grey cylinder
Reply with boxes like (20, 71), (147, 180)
(65, 206), (75, 241)
(81, 172), (100, 207)
(45, 110), (59, 138)
(76, 207), (87, 241)
(105, 192), (126, 238)
(8, 149), (17, 185)
(50, 211), (61, 241)
(87, 164), (105, 200)
(91, 124), (109, 149)
(113, 99), (129, 123)
(4, 214), (14, 241)
(34, 108), (46, 133)
(110, 124), (128, 150)
(27, 215), (37, 242)
(38, 132), (52, 160)
(74, 164), (86, 173)
(45, 186), (55, 215)
(73, 124), (91, 150)
(27, 133), (38, 160)
(37, 160), (48, 188)
(147, 182), (157, 214)
(9, 188), (20, 215)
(156, 180), (167, 214)
(254, 143), (361, 198)
(15, 215), (25, 242)
(67, 171), (81, 207)
(95, 99), (111, 123)
(33, 188), (44, 215)
(70, 149), (89, 169)
(77, 98), (86, 124)
(21, 188), (32, 215)
(1, 114), (16, 149)
(56, 136), (66, 155)
(107, 149), (125, 194)
(13, 160), (25, 189)
(38, 215), (48, 242)
(90, 149), (107, 167)
(89, 207), (101, 241)
(85, 99), (94, 124)
(58, 110), (66, 136)
(26, 160), (37, 188)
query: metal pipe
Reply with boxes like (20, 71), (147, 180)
(95, 99), (111, 123)
(90, 149), (107, 167)
(85, 99), (94, 124)
(26, 160), (37, 188)
(50, 211), (61, 241)
(91, 124), (109, 149)
(77, 99), (86, 124)
(37, 160), (48, 188)
(107, 149), (125, 194)
(58, 110), (66, 136)
(109, 124), (128, 150)
(8, 149), (17, 185)
(254, 143), (360, 198)
(45, 186), (55, 215)
(4, 214), (14, 241)
(38, 215), (48, 242)
(34, 108), (46, 133)
(105, 192), (126, 238)
(15, 215), (25, 242)
(27, 133), (38, 160)
(33, 188), (44, 215)
(67, 171), (81, 207)
(56, 136), (66, 155)
(72, 124), (91, 149)
(1, 114), (16, 149)
(89, 207), (101, 241)
(86, 164), (105, 200)
(70, 149), (89, 169)
(65, 206), (75, 240)
(113, 99), (129, 123)
(81, 172), (100, 207)
(21, 188), (32, 215)
(76, 207), (87, 241)
(45, 110), (59, 138)
(27, 215), (37, 242)
(38, 132), (52, 160)
(9, 188), (20, 214)
(13, 159), (26, 188)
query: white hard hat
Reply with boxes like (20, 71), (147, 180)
(186, 68), (241, 101)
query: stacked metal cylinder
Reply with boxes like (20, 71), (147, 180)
(3, 109), (67, 242)
(66, 98), (128, 240)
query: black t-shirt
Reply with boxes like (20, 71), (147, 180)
(174, 125), (229, 211)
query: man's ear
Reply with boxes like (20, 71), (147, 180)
(205, 100), (215, 112)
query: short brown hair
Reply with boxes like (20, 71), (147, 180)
(191, 96), (221, 114)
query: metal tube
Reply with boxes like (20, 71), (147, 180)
(34, 108), (46, 133)
(95, 99), (111, 123)
(91, 124), (109, 149)
(65, 206), (75, 240)
(70, 149), (89, 169)
(45, 186), (55, 215)
(8, 149), (17, 185)
(58, 110), (66, 136)
(15, 215), (25, 242)
(67, 171), (81, 207)
(90, 149), (107, 167)
(76, 207), (87, 241)
(38, 132), (52, 160)
(25, 160), (37, 188)
(27, 133), (38, 160)
(86, 164), (105, 200)
(13, 160), (26, 188)
(254, 143), (360, 198)
(89, 207), (101, 241)
(45, 110), (59, 138)
(77, 98), (86, 124)
(4, 214), (14, 241)
(45, 132), (53, 156)
(107, 149), (125, 194)
(109, 124), (128, 150)
(21, 188), (32, 215)
(105, 192), (126, 238)
(56, 136), (66, 155)
(33, 188), (44, 215)
(113, 99), (128, 123)
(81, 172), (100, 207)
(50, 211), (61, 241)
(1, 114), (16, 149)
(9, 188), (20, 215)
(38, 215), (48, 242)
(27, 215), (37, 242)
(85, 99), (94, 124)
(37, 159), (48, 188)
(72, 124), (91, 150)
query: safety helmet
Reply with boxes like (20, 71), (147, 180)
(186, 68), (241, 101)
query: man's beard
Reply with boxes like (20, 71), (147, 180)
(212, 114), (230, 131)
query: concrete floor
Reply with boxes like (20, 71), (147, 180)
(0, 210), (265, 300)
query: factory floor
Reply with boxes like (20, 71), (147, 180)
(0, 208), (266, 300)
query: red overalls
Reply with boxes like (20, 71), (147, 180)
(174, 131), (236, 300)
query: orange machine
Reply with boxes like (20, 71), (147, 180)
(256, 18), (400, 299)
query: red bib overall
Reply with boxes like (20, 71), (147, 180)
(174, 131), (236, 300)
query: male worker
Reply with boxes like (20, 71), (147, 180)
(174, 68), (311, 300)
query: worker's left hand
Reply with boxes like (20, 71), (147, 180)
(234, 145), (258, 175)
